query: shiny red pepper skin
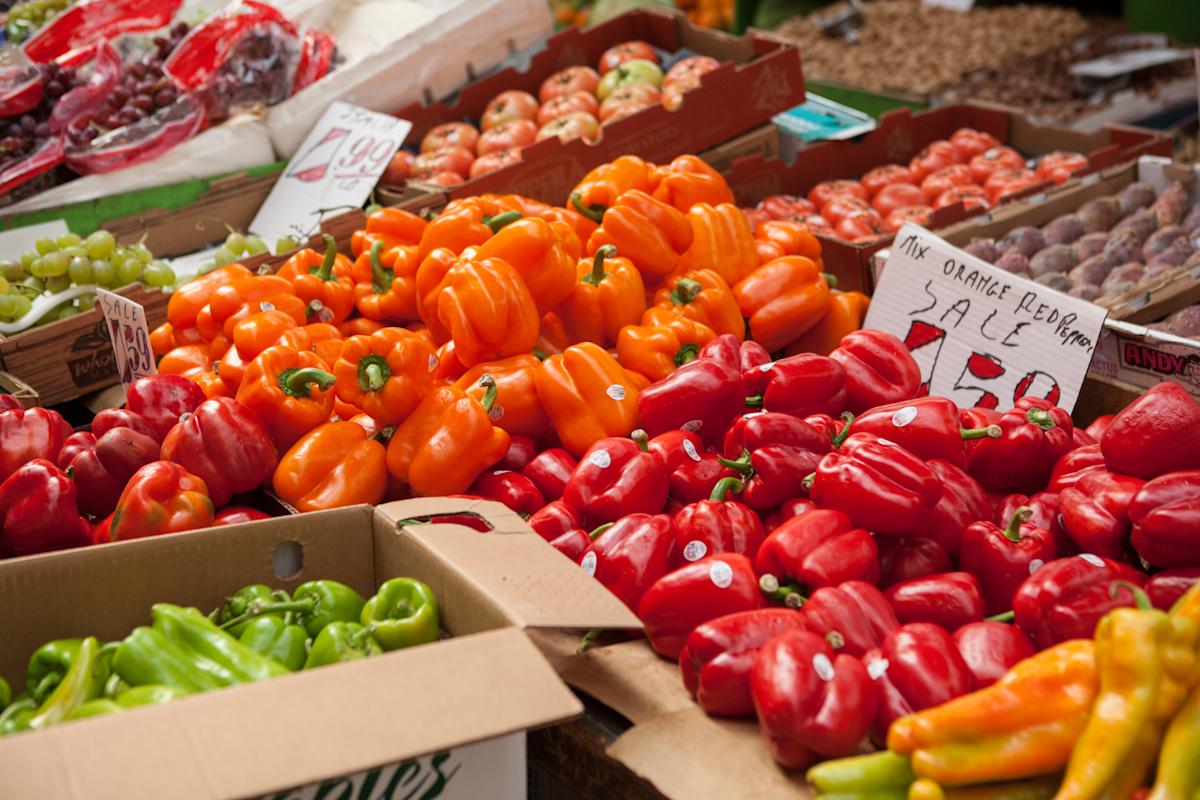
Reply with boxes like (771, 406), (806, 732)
(810, 433), (942, 536)
(0, 459), (92, 557)
(720, 443), (822, 511)
(698, 333), (771, 374)
(580, 512), (676, 612)
(638, 554), (766, 659)
(1100, 381), (1200, 479)
(1046, 443), (1105, 494)
(953, 620), (1035, 688)
(721, 412), (831, 460)
(1145, 568), (1200, 610)
(57, 431), (95, 470)
(67, 427), (161, 518)
(755, 508), (879, 592)
(884, 572), (986, 631)
(0, 395), (20, 411)
(964, 397), (1074, 494)
(212, 506), (271, 526)
(803, 413), (844, 444)
(126, 374), (207, 442)
(762, 497), (817, 533)
(160, 397), (278, 507)
(995, 491), (1074, 557)
(829, 330), (921, 415)
(745, 354), (847, 417)
(877, 537), (952, 589)
(528, 499), (582, 541)
(0, 407), (72, 484)
(671, 478), (764, 567)
(848, 397), (996, 466)
(926, 458), (992, 558)
(563, 436), (668, 526)
(1059, 470), (1145, 559)
(91, 408), (157, 440)
(670, 452), (734, 504)
(523, 447), (577, 502)
(648, 429), (705, 471)
(864, 623), (974, 743)
(800, 580), (898, 657)
(1128, 470), (1200, 568)
(750, 630), (878, 767)
(639, 358), (744, 445)
(1012, 554), (1148, 649)
(496, 435), (539, 472)
(468, 469), (546, 516)
(680, 608), (808, 717)
(959, 508), (1057, 616)
(1085, 414), (1114, 441)
(551, 529), (592, 560)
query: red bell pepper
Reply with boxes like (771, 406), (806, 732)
(959, 507), (1057, 616)
(680, 608), (808, 717)
(802, 412), (850, 445)
(638, 554), (766, 659)
(468, 469), (545, 516)
(212, 506), (271, 526)
(810, 433), (942, 536)
(108, 461), (215, 541)
(1145, 567), (1200, 610)
(952, 620), (1035, 688)
(755, 509), (879, 598)
(762, 497), (817, 533)
(1128, 469), (1200, 568)
(671, 477), (764, 566)
(551, 529), (592, 561)
(523, 447), (577, 501)
(995, 491), (1075, 557)
(1071, 427), (1095, 449)
(1059, 470), (1145, 559)
(1012, 553), (1147, 648)
(0, 407), (72, 484)
(829, 330), (921, 414)
(562, 434), (668, 526)
(528, 499), (582, 542)
(863, 623), (975, 742)
(926, 458), (992, 558)
(92, 408), (157, 439)
(638, 357), (743, 445)
(57, 431), (95, 470)
(717, 445), (819, 511)
(1100, 382), (1200, 479)
(1046, 443), (1105, 493)
(964, 397), (1074, 494)
(884, 572), (986, 631)
(750, 630), (878, 767)
(579, 513), (676, 612)
(0, 459), (91, 557)
(721, 411), (831, 461)
(496, 435), (539, 472)
(648, 429), (733, 504)
(744, 354), (847, 417)
(877, 537), (952, 589)
(160, 397), (278, 507)
(847, 397), (999, 465)
(126, 373), (207, 441)
(66, 426), (160, 518)
(800, 580), (898, 656)
(698, 333), (771, 374)
(1085, 414), (1114, 441)
(0, 395), (21, 411)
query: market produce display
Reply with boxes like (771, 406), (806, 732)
(0, 576), (439, 733)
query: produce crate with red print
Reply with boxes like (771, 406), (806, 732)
(389, 8), (804, 204)
(724, 101), (1171, 293)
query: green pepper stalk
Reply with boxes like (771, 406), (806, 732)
(360, 578), (440, 652)
(216, 580), (366, 639)
(304, 622), (382, 669)
(212, 584), (285, 636)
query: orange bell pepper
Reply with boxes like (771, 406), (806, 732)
(431, 340), (468, 383)
(273, 421), (388, 511)
(385, 378), (510, 496)
(416, 198), (520, 261)
(236, 345), (337, 452)
(351, 241), (421, 324)
(480, 193), (598, 242)
(216, 345), (249, 393)
(650, 155), (735, 212)
(755, 238), (786, 265)
(204, 275), (300, 339)
(415, 247), (460, 341)
(538, 312), (570, 357)
(434, 256), (540, 368)
(350, 207), (427, 257)
(275, 322), (344, 368)
(339, 317), (386, 337)
(332, 327), (435, 426)
(196, 370), (232, 399)
(616, 307), (716, 382)
(150, 323), (177, 358)
(586, 190), (694, 286)
(561, 245), (647, 347)
(231, 309), (300, 361)
(208, 332), (230, 361)
(167, 263), (253, 331)
(476, 216), (580, 312)
(653, 268), (745, 341)
(453, 355), (552, 443)
(569, 155), (656, 215)
(276, 234), (356, 324)
(785, 290), (870, 357)
(756, 220), (823, 263)
(733, 255), (833, 353)
(676, 203), (758, 286)
(158, 344), (212, 379)
(535, 342), (640, 456)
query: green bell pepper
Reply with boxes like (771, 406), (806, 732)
(26, 636), (107, 730)
(25, 638), (83, 704)
(115, 684), (189, 708)
(238, 615), (309, 671)
(152, 604), (290, 685)
(113, 627), (222, 693)
(66, 699), (124, 720)
(216, 580), (366, 639)
(213, 584), (287, 636)
(360, 578), (439, 651)
(304, 622), (382, 669)
(0, 697), (35, 734)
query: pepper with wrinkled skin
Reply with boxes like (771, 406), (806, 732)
(676, 203), (759, 287)
(654, 269), (745, 341)
(586, 190), (694, 286)
(649, 154), (735, 212)
(160, 398), (277, 508)
(434, 255), (540, 368)
(360, 578), (440, 651)
(273, 421), (388, 512)
(107, 461), (214, 541)
(276, 234), (356, 324)
(801, 580), (899, 657)
(1129, 470), (1200, 568)
(560, 245), (647, 347)
(351, 242), (422, 324)
(332, 327), (435, 426)
(732, 256), (832, 352)
(1059, 470), (1145, 560)
(616, 307), (716, 382)
(830, 329), (922, 414)
(476, 215), (580, 312)
(964, 398), (1075, 494)
(236, 345), (336, 452)
(535, 343), (640, 456)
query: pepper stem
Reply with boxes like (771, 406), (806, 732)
(717, 449), (754, 477)
(589, 522), (614, 541)
(478, 374), (499, 413)
(1110, 580), (1152, 610)
(826, 631), (845, 649)
(986, 610), (1015, 623)
(1025, 408), (1056, 431)
(801, 472), (815, 491)
(369, 240), (392, 294)
(671, 278), (701, 306)
(280, 367), (336, 398)
(832, 411), (855, 448)
(744, 394), (764, 409)
(631, 429), (649, 452)
(484, 211), (521, 233)
(674, 343), (699, 366)
(1001, 506), (1032, 543)
(758, 574), (805, 608)
(351, 624), (378, 648)
(582, 245), (615, 287)
(822, 272), (839, 289)
(218, 597), (317, 631)
(577, 628), (601, 653)
(32, 672), (60, 701)
(311, 234), (339, 281)
(709, 477), (744, 502)
(961, 424), (1002, 441)
(570, 193), (606, 224)
(358, 355), (391, 393)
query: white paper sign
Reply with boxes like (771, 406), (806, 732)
(0, 219), (69, 259)
(250, 101), (410, 243)
(864, 224), (1108, 412)
(95, 289), (155, 389)
(922, 0), (975, 10)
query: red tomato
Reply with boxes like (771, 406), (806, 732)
(481, 90), (539, 131)
(412, 147), (475, 179)
(380, 150), (415, 186)
(984, 168), (1042, 204)
(968, 146), (1025, 183)
(871, 182), (927, 216)
(792, 214), (836, 236)
(934, 185), (990, 211)
(1035, 151), (1089, 185)
(758, 194), (816, 219)
(861, 164), (915, 197)
(420, 122), (480, 154)
(809, 179), (868, 208)
(664, 55), (721, 90)
(743, 207), (771, 233)
(539, 66), (601, 103)
(476, 118), (537, 156)
(537, 91), (599, 126)
(908, 140), (963, 182)
(949, 128), (1001, 160)
(469, 147), (522, 179)
(426, 172), (465, 187)
(822, 195), (880, 227)
(536, 111), (600, 144)
(884, 205), (934, 233)
(835, 211), (889, 242)
(920, 164), (973, 203)
(598, 83), (661, 122)
(599, 40), (658, 75)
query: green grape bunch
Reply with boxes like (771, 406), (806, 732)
(5, 0), (76, 43)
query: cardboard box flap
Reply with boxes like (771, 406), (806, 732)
(0, 628), (580, 800)
(557, 640), (693, 726)
(374, 500), (641, 634)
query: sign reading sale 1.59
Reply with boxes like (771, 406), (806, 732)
(95, 289), (155, 390)
(864, 224), (1108, 413)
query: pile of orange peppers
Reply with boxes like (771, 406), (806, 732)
(149, 154), (869, 512)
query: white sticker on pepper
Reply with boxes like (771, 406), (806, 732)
(891, 406), (918, 427)
(682, 419), (703, 432)
(709, 560), (733, 589)
(589, 450), (612, 468)
(758, 362), (774, 372)
(606, 384), (626, 400)
(867, 658), (890, 680)
(683, 540), (708, 561)
(682, 439), (701, 462)
(581, 552), (597, 576)
(1029, 558), (1045, 575)
(1079, 553), (1105, 567)
(812, 653), (835, 681)
(427, 354), (438, 372)
(488, 405), (504, 422)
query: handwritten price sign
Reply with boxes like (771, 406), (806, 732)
(251, 102), (411, 243)
(95, 289), (156, 390)
(864, 223), (1108, 412)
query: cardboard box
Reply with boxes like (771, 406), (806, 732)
(392, 8), (805, 204)
(1090, 319), (1200, 404)
(0, 498), (639, 800)
(723, 102), (1172, 293)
